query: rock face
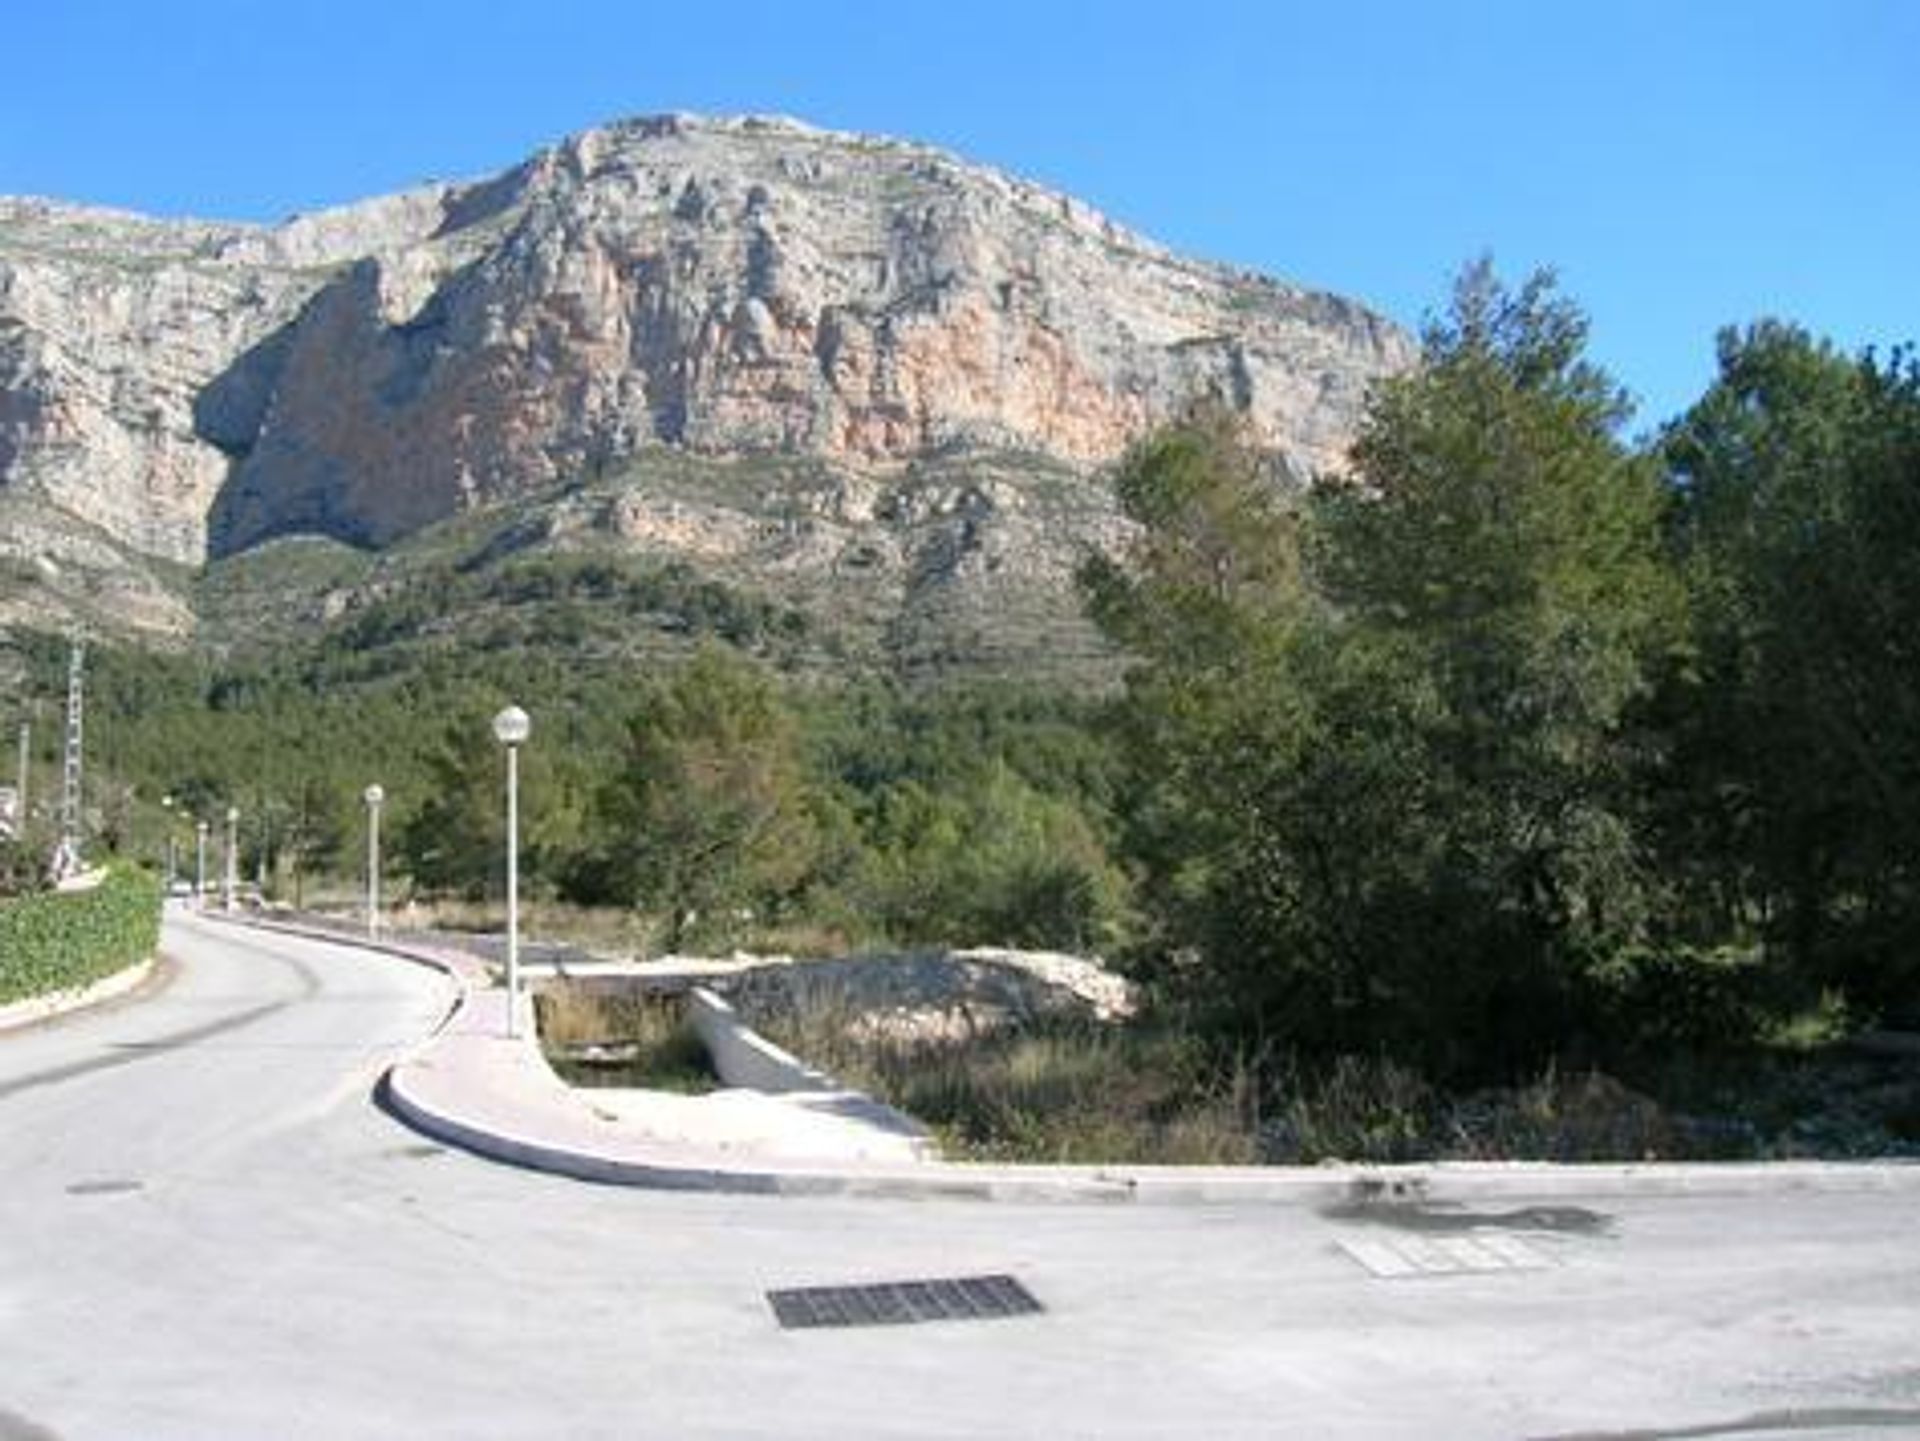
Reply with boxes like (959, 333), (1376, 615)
(0, 189), (456, 566)
(0, 114), (1412, 654)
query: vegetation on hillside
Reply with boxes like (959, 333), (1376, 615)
(1084, 268), (1919, 1082)
(6, 260), (1918, 1157)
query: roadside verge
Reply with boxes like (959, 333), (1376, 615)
(213, 912), (1920, 1206)
(0, 954), (160, 1034)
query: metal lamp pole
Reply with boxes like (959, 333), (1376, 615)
(195, 820), (208, 908)
(491, 705), (531, 1039)
(223, 806), (239, 912)
(363, 784), (385, 941)
(160, 794), (175, 892)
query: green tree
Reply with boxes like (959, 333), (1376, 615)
(1093, 265), (1681, 1077)
(396, 705), (580, 901)
(1078, 409), (1312, 958)
(283, 774), (348, 909)
(1314, 263), (1681, 1018)
(1081, 407), (1307, 665)
(584, 646), (818, 948)
(397, 723), (503, 900)
(0, 836), (46, 899)
(1662, 323), (1920, 1009)
(846, 762), (1133, 951)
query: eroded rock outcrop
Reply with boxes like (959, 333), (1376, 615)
(207, 116), (1410, 556)
(0, 189), (469, 568)
(0, 114), (1413, 650)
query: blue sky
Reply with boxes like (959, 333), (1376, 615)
(2, 0), (1910, 429)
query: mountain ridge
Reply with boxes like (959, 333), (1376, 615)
(0, 113), (1412, 677)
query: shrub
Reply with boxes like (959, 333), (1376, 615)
(0, 867), (162, 1005)
(532, 984), (717, 1093)
(1584, 944), (1773, 1056)
(755, 991), (1259, 1165)
(0, 839), (45, 901)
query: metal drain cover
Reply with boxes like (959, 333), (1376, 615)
(768, 1273), (1043, 1329)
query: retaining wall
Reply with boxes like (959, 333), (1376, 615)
(687, 985), (838, 1093)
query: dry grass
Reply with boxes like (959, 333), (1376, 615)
(749, 986), (1920, 1164)
(361, 896), (1920, 1164)
(396, 896), (855, 962)
(1260, 1058), (1679, 1164)
(403, 897), (658, 957)
(753, 990), (1261, 1165)
(532, 984), (716, 1092)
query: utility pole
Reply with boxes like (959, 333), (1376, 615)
(8, 717), (27, 841)
(58, 641), (85, 874)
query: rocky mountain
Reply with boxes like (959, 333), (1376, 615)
(0, 114), (1412, 673)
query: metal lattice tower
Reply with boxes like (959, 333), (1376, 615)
(60, 640), (84, 863)
(13, 718), (26, 830)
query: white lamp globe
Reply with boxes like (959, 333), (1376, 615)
(492, 705), (531, 746)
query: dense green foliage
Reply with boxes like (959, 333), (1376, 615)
(1660, 324), (1920, 1014)
(1086, 265), (1919, 1080)
(1089, 266), (1682, 1077)
(318, 552), (812, 668)
(0, 866), (161, 1004)
(9, 625), (1125, 955)
(0, 838), (43, 900)
(6, 260), (1915, 1094)
(567, 646), (822, 946)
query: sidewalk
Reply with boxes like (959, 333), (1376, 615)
(229, 913), (1920, 1205)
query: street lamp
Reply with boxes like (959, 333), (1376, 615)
(195, 819), (208, 908)
(491, 704), (531, 1039)
(160, 794), (176, 893)
(224, 806), (240, 912)
(363, 784), (385, 941)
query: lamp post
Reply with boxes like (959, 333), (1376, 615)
(160, 794), (176, 893)
(363, 784), (385, 941)
(223, 806), (239, 912)
(491, 705), (531, 1039)
(195, 819), (208, 908)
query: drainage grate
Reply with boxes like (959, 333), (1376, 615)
(768, 1274), (1043, 1330)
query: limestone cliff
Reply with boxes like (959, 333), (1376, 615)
(0, 114), (1412, 659)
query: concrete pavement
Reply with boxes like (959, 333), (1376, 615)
(4, 911), (1920, 1438)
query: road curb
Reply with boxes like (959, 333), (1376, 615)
(385, 1037), (1920, 1204)
(0, 955), (159, 1034)
(208, 911), (490, 987)
(205, 912), (1920, 1206)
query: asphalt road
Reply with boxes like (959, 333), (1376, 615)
(2, 912), (1917, 1440)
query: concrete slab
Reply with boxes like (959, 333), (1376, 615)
(583, 1086), (935, 1163)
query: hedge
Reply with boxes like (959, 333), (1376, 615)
(0, 867), (162, 1005)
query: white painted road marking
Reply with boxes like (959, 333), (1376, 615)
(1335, 1230), (1556, 1277)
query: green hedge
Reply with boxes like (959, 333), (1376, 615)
(0, 867), (162, 1006)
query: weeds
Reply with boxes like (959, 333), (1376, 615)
(750, 978), (1920, 1163)
(409, 898), (658, 958)
(533, 985), (717, 1093)
(531, 964), (1920, 1164)
(753, 989), (1258, 1164)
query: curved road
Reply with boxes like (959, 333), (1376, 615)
(1, 913), (1917, 1439)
